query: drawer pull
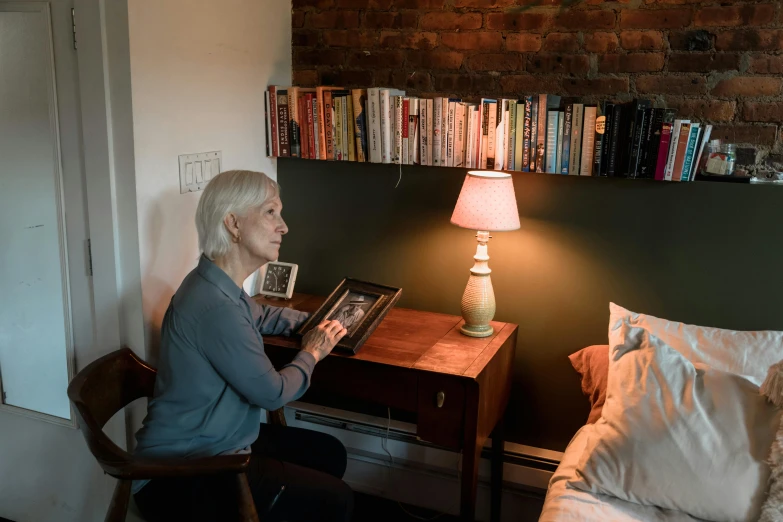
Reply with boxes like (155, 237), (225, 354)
(436, 391), (445, 408)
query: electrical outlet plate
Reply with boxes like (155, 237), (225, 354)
(179, 151), (222, 194)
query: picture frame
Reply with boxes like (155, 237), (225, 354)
(256, 261), (298, 299)
(296, 278), (402, 355)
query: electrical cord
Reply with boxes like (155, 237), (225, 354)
(381, 407), (462, 521)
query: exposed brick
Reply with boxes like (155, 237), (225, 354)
(336, 0), (393, 7)
(584, 32), (619, 53)
(293, 31), (320, 47)
(440, 32), (503, 51)
(363, 11), (418, 29)
(694, 5), (776, 28)
(487, 13), (551, 32)
(293, 0), (334, 8)
(347, 50), (405, 68)
(421, 12), (482, 30)
(743, 102), (783, 122)
(294, 48), (346, 67)
(599, 53), (665, 73)
(711, 124), (777, 146)
(506, 33), (543, 52)
(407, 50), (464, 70)
(375, 70), (433, 91)
(620, 8), (692, 29)
(500, 75), (563, 95)
(307, 11), (360, 29)
(292, 10), (306, 29)
(620, 30), (664, 50)
(379, 31), (437, 50)
(527, 54), (590, 75)
(711, 77), (782, 97)
(554, 10), (616, 31)
(635, 75), (707, 95)
(293, 69), (319, 87)
(468, 53), (524, 72)
(669, 30), (714, 51)
(543, 33), (580, 52)
(322, 30), (377, 48)
(668, 53), (740, 73)
(749, 55), (783, 74)
(434, 74), (497, 93)
(453, 0), (515, 6)
(716, 30), (783, 52)
(665, 99), (736, 121)
(562, 77), (630, 95)
(393, 0), (445, 8)
(319, 69), (375, 87)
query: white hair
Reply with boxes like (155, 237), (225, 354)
(195, 170), (279, 260)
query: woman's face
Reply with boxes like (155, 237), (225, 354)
(238, 196), (288, 266)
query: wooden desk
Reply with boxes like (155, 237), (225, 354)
(256, 293), (518, 522)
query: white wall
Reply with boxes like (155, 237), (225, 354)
(127, 0), (292, 364)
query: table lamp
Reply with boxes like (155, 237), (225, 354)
(450, 171), (520, 337)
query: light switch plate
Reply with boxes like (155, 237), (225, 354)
(179, 151), (221, 194)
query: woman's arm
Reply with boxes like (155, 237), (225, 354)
(247, 298), (309, 336)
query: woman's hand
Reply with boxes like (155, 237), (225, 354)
(301, 320), (347, 363)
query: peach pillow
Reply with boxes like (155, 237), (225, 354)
(568, 345), (609, 424)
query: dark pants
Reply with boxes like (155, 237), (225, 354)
(134, 424), (353, 522)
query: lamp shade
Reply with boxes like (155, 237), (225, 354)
(450, 171), (520, 232)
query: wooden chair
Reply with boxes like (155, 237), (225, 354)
(67, 347), (284, 522)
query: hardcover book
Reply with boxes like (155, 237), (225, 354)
(654, 122), (674, 181)
(560, 103), (572, 174)
(508, 100), (517, 171)
(556, 111), (565, 174)
(409, 98), (420, 165)
(529, 96), (539, 172)
(268, 86), (279, 157)
(351, 89), (367, 162)
(367, 88), (381, 163)
(606, 104), (623, 176)
(433, 97), (443, 166)
(486, 101), (497, 169)
(592, 102), (607, 176)
(580, 106), (597, 176)
(515, 100), (526, 172)
(276, 89), (290, 157)
(600, 102), (615, 176)
(569, 104), (584, 175)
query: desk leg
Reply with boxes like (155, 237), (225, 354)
(460, 439), (482, 522)
(491, 419), (505, 522)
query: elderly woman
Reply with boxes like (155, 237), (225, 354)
(132, 170), (351, 522)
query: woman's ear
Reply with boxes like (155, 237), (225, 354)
(223, 212), (240, 237)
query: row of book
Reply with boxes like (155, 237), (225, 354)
(264, 86), (713, 182)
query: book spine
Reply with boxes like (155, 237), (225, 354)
(480, 101), (489, 169)
(334, 97), (343, 161)
(529, 96), (539, 172)
(535, 94), (547, 173)
(600, 103), (614, 175)
(580, 107), (597, 176)
(681, 124), (700, 181)
(277, 91), (290, 157)
(311, 97), (319, 160)
(345, 94), (355, 161)
(486, 102), (497, 169)
(410, 99), (420, 165)
(569, 104), (584, 175)
(637, 108), (658, 178)
(507, 100), (517, 170)
(654, 123), (673, 181)
(455, 103), (465, 168)
(556, 111), (565, 174)
(629, 106), (649, 177)
(269, 87), (279, 157)
(607, 105), (622, 176)
(427, 99), (434, 166)
(592, 104), (606, 176)
(545, 111), (558, 173)
(367, 89), (381, 163)
(672, 122), (691, 181)
(691, 124), (712, 180)
(447, 101), (456, 167)
(351, 90), (366, 162)
(398, 97), (407, 165)
(494, 101), (505, 171)
(324, 92), (335, 160)
(418, 98), (427, 166)
(523, 97), (533, 171)
(264, 91), (272, 158)
(514, 101), (525, 171)
(380, 90), (391, 164)
(288, 88), (301, 158)
(561, 104), (572, 174)
(665, 120), (685, 181)
(300, 95), (310, 159)
(465, 107), (474, 168)
(433, 98), (442, 166)
(440, 98), (449, 166)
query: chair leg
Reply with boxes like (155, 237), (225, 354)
(105, 479), (131, 522)
(267, 408), (287, 427)
(236, 473), (260, 522)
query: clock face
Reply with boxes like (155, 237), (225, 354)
(262, 264), (293, 293)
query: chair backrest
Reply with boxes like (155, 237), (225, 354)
(67, 347), (157, 477)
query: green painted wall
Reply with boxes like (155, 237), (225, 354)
(277, 157), (783, 451)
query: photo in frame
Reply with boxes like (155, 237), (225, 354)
(296, 278), (402, 354)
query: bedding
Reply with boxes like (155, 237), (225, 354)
(568, 345), (608, 424)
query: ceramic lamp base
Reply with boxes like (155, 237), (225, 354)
(459, 231), (496, 338)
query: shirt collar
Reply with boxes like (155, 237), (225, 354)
(197, 254), (243, 305)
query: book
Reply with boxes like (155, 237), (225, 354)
(264, 91), (273, 158)
(300, 94), (310, 159)
(529, 96), (539, 172)
(535, 94), (547, 173)
(345, 94), (355, 162)
(465, 106), (474, 168)
(486, 101), (498, 169)
(637, 108), (661, 179)
(569, 104), (584, 175)
(665, 119), (688, 181)
(522, 97), (534, 171)
(276, 89), (290, 157)
(380, 89), (392, 164)
(645, 109), (675, 179)
(455, 103), (466, 168)
(441, 98), (450, 167)
(480, 99), (490, 168)
(654, 122), (674, 181)
(556, 111), (565, 174)
(316, 86), (344, 161)
(690, 124), (713, 181)
(680, 123), (701, 182)
(351, 89), (367, 162)
(268, 86), (279, 157)
(515, 101), (525, 171)
(447, 101), (456, 167)
(580, 106), (597, 176)
(507, 100), (517, 170)
(592, 103), (607, 176)
(560, 104), (572, 174)
(323, 91), (335, 160)
(312, 96), (320, 160)
(367, 88), (381, 163)
(433, 98), (443, 166)
(409, 98), (420, 165)
(606, 104), (623, 176)
(629, 104), (651, 177)
(671, 122), (692, 181)
(495, 101), (507, 171)
(625, 100), (652, 176)
(419, 98), (428, 166)
(288, 87), (302, 158)
(333, 96), (343, 161)
(600, 102), (615, 176)
(426, 99), (434, 166)
(396, 96), (406, 165)
(545, 110), (559, 174)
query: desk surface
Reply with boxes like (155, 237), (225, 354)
(255, 293), (516, 379)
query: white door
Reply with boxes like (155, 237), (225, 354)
(0, 0), (94, 421)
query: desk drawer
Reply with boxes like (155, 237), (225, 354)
(417, 374), (465, 450)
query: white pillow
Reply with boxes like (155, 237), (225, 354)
(568, 321), (781, 522)
(611, 303), (783, 386)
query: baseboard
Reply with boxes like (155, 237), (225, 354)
(282, 402), (558, 522)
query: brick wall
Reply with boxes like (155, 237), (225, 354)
(292, 0), (783, 167)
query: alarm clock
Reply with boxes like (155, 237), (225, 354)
(258, 262), (298, 299)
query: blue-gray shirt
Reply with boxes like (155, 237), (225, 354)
(133, 255), (313, 493)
